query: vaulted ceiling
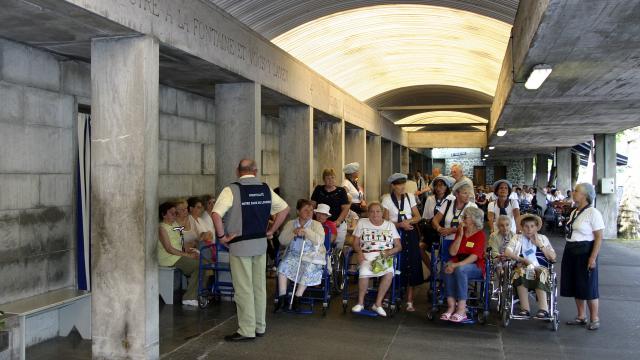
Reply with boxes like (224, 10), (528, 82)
(211, 1), (518, 135)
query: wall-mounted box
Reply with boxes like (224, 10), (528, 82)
(599, 178), (615, 194)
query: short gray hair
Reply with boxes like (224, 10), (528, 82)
(462, 207), (485, 229)
(497, 215), (512, 227)
(575, 182), (596, 204)
(454, 182), (473, 195)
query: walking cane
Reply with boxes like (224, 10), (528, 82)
(289, 236), (306, 310)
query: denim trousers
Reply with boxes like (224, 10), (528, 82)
(444, 263), (482, 300)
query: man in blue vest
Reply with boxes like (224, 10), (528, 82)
(212, 159), (289, 341)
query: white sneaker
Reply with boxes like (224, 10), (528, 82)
(372, 305), (387, 317)
(182, 300), (198, 307)
(351, 304), (364, 313)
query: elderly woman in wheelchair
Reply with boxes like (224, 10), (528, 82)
(504, 214), (557, 319)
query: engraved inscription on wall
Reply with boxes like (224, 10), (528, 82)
(127, 0), (288, 82)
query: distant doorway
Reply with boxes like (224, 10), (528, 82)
(494, 165), (507, 181)
(474, 166), (486, 186)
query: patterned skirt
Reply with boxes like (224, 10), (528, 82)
(278, 248), (324, 286)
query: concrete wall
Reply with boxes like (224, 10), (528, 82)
(485, 159), (525, 185)
(0, 39), (79, 304)
(262, 115), (280, 188)
(443, 157), (525, 186)
(0, 38), (220, 308)
(158, 86), (216, 200)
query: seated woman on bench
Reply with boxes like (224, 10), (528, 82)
(158, 201), (203, 307)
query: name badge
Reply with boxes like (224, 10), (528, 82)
(400, 210), (408, 215)
(465, 241), (474, 248)
(524, 248), (535, 256)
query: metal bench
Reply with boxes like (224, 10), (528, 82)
(0, 288), (91, 360)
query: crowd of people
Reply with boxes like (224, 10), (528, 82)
(157, 159), (606, 341)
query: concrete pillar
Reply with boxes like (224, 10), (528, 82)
(215, 82), (261, 192)
(90, 35), (159, 359)
(345, 127), (366, 185)
(316, 120), (343, 184)
(523, 157), (534, 185)
(279, 106), (313, 208)
(535, 154), (549, 212)
(556, 147), (572, 195)
(571, 152), (580, 190)
(392, 143), (401, 173)
(366, 134), (381, 203)
(381, 139), (393, 196)
(593, 134), (617, 239)
(401, 146), (410, 174)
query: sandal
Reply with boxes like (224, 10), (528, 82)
(406, 302), (415, 312)
(566, 317), (588, 326)
(534, 309), (550, 319)
(516, 309), (530, 317)
(439, 312), (453, 321)
(449, 313), (468, 323)
(587, 319), (600, 330)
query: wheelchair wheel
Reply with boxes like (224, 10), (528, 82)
(501, 308), (510, 327)
(477, 310), (489, 325)
(332, 253), (345, 294)
(198, 295), (209, 309)
(501, 286), (512, 327)
(389, 304), (397, 318)
(551, 315), (559, 331)
(426, 309), (437, 321)
(322, 303), (328, 317)
(342, 299), (348, 314)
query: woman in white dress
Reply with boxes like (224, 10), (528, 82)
(351, 202), (402, 317)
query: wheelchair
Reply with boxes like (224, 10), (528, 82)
(489, 254), (511, 315)
(500, 259), (560, 331)
(196, 241), (233, 308)
(426, 238), (492, 324)
(340, 245), (403, 317)
(272, 231), (334, 316)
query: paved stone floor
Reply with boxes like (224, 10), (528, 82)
(28, 234), (640, 359)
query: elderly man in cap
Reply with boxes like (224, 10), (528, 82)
(343, 162), (367, 214)
(212, 159), (289, 341)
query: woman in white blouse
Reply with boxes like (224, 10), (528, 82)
(188, 197), (215, 261)
(431, 182), (478, 263)
(560, 183), (604, 330)
(381, 173), (424, 312)
(487, 179), (522, 234)
(421, 175), (455, 268)
(343, 162), (367, 214)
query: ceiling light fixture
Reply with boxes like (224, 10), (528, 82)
(524, 64), (553, 90)
(496, 128), (507, 137)
(488, 146), (495, 150)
